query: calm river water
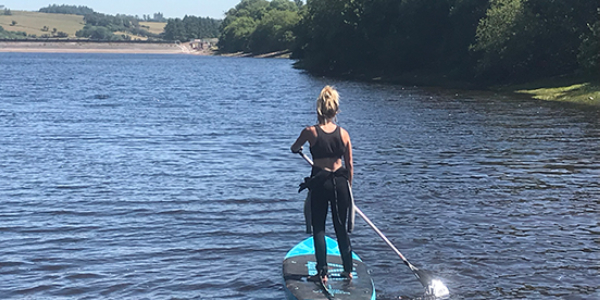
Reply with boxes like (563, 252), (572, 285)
(0, 53), (598, 300)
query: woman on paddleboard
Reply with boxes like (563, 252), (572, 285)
(291, 85), (354, 282)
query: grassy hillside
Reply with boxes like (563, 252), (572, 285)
(0, 10), (84, 37)
(0, 11), (167, 38)
(139, 21), (166, 35)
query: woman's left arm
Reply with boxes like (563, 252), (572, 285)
(342, 129), (353, 186)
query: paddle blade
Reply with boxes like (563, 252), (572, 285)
(427, 279), (450, 299)
(415, 269), (450, 299)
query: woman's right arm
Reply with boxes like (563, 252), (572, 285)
(291, 127), (312, 153)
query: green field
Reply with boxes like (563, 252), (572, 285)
(139, 21), (166, 35)
(0, 10), (84, 37)
(0, 11), (167, 38)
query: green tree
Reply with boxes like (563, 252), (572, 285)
(219, 16), (257, 52)
(471, 0), (526, 78)
(249, 9), (300, 54)
(230, 0), (270, 20)
(162, 16), (220, 42)
(270, 0), (298, 11)
(218, 0), (299, 54)
(472, 0), (599, 80)
(55, 31), (69, 38)
(163, 18), (187, 41)
(294, 0), (466, 75)
(439, 0), (490, 77)
(76, 25), (118, 40)
(291, 0), (358, 73)
(289, 0), (597, 82)
(578, 10), (600, 75)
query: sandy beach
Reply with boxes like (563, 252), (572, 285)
(0, 41), (212, 54)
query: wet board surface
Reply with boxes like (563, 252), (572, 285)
(283, 236), (376, 300)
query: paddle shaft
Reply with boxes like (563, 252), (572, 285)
(297, 151), (420, 272)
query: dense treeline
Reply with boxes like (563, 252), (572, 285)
(162, 16), (221, 42)
(288, 0), (599, 82)
(38, 5), (164, 22)
(217, 0), (301, 54)
(76, 25), (124, 40)
(472, 0), (599, 80)
(84, 13), (139, 29)
(39, 4), (95, 15)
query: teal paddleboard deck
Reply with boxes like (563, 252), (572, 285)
(283, 236), (376, 300)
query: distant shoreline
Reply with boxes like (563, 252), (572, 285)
(0, 41), (212, 55)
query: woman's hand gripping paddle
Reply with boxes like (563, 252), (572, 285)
(297, 150), (450, 299)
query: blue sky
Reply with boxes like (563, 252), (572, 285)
(0, 0), (241, 19)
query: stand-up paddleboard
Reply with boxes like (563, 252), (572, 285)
(283, 236), (376, 300)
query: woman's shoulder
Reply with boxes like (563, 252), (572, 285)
(339, 126), (351, 141)
(301, 125), (318, 137)
(338, 126), (350, 136)
(304, 125), (317, 132)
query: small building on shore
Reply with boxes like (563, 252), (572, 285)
(189, 38), (218, 50)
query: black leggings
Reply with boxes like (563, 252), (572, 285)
(310, 169), (353, 275)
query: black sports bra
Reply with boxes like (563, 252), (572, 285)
(310, 125), (346, 159)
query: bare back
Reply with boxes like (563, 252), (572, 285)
(291, 121), (353, 185)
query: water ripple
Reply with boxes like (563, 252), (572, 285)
(0, 53), (598, 299)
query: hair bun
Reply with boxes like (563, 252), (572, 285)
(317, 86), (339, 122)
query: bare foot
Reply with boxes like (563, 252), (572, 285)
(340, 271), (353, 279)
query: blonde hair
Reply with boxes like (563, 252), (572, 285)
(316, 86), (339, 123)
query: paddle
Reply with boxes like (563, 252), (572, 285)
(297, 150), (450, 299)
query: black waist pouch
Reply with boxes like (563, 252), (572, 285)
(298, 167), (348, 192)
